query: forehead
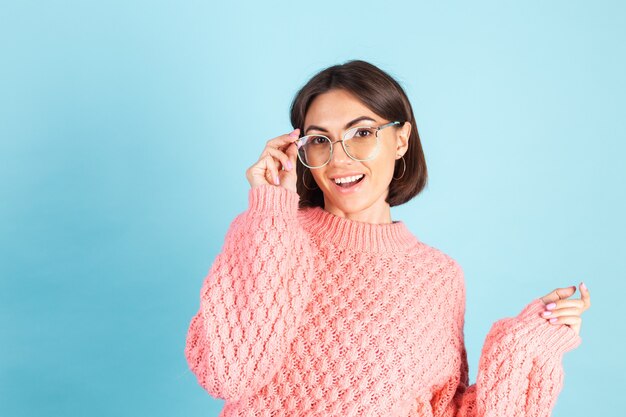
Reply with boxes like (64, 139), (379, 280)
(304, 90), (378, 126)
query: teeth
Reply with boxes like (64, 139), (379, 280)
(334, 174), (364, 184)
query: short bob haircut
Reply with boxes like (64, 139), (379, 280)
(289, 59), (428, 209)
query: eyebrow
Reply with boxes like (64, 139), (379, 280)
(304, 116), (377, 134)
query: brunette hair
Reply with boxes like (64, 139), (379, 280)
(289, 59), (428, 209)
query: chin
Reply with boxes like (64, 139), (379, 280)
(324, 195), (373, 216)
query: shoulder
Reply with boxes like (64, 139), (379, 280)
(416, 240), (464, 274)
(415, 243), (467, 324)
(413, 241), (465, 291)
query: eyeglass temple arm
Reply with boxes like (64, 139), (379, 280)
(299, 121), (402, 141)
(377, 121), (402, 130)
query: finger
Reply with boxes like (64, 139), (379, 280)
(541, 306), (582, 319)
(284, 140), (298, 158)
(285, 141), (299, 167)
(580, 281), (591, 309)
(540, 285), (577, 304)
(261, 154), (280, 185)
(266, 128), (300, 151)
(546, 314), (582, 327)
(264, 164), (275, 185)
(543, 298), (585, 311)
(261, 147), (293, 171)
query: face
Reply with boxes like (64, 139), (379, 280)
(302, 89), (411, 223)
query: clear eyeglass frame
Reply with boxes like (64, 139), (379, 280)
(295, 121), (402, 169)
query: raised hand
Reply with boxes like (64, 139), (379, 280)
(246, 128), (300, 194)
(539, 282), (591, 336)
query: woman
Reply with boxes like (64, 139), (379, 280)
(185, 60), (590, 416)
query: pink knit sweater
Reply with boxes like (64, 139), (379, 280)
(185, 184), (581, 416)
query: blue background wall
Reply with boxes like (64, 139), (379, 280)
(1, 1), (623, 416)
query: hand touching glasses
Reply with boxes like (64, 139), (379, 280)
(246, 128), (300, 194)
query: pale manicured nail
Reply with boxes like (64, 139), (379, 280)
(286, 160), (293, 170)
(581, 282), (588, 291)
(274, 175), (280, 185)
(546, 302), (557, 310)
(542, 311), (552, 316)
(549, 317), (558, 323)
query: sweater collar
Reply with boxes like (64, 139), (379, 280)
(298, 206), (419, 253)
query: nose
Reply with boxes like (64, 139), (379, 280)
(329, 140), (353, 165)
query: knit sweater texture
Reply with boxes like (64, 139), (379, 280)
(184, 184), (581, 416)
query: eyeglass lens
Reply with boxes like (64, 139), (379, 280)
(297, 127), (378, 168)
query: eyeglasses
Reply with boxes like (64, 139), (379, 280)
(295, 121), (401, 169)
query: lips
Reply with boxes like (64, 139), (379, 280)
(331, 174), (366, 194)
(333, 174), (365, 185)
(336, 175), (364, 187)
(331, 171), (364, 179)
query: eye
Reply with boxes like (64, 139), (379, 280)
(310, 136), (327, 145)
(355, 128), (374, 138)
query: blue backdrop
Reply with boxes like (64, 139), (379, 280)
(1, 1), (623, 416)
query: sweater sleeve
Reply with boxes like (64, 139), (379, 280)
(431, 263), (582, 417)
(184, 184), (317, 401)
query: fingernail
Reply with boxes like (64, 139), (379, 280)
(289, 128), (299, 138)
(549, 317), (558, 323)
(274, 175), (280, 185)
(286, 160), (293, 170)
(546, 302), (556, 310)
(581, 282), (587, 291)
(542, 310), (552, 316)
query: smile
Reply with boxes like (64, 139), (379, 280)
(331, 174), (365, 193)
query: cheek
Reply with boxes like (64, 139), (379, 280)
(377, 143), (398, 170)
(310, 170), (327, 187)
(370, 155), (397, 182)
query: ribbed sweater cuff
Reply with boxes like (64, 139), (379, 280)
(248, 184), (300, 217)
(515, 298), (582, 355)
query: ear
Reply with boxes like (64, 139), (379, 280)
(395, 121), (411, 158)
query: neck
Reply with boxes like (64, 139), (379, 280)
(322, 196), (393, 225)
(298, 206), (418, 253)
